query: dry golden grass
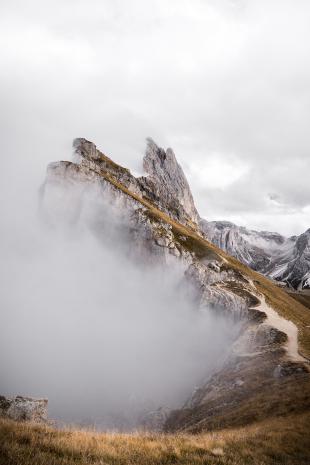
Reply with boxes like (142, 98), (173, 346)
(286, 290), (310, 310)
(1, 413), (310, 465)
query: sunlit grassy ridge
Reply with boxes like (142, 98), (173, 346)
(93, 158), (310, 444)
(97, 165), (310, 359)
(1, 413), (310, 465)
(287, 290), (310, 310)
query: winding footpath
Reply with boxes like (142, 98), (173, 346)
(257, 295), (306, 362)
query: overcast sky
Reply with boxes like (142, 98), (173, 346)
(1, 0), (309, 236)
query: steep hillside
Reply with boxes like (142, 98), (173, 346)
(287, 289), (310, 310)
(39, 138), (310, 433)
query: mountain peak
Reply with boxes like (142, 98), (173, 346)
(142, 139), (199, 227)
(65, 137), (199, 228)
(73, 138), (98, 160)
(143, 138), (182, 176)
(144, 137), (177, 167)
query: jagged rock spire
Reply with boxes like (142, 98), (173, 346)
(70, 137), (199, 227)
(142, 138), (199, 226)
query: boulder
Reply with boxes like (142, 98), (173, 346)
(0, 395), (48, 422)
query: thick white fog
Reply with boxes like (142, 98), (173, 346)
(1, 0), (310, 236)
(0, 180), (238, 430)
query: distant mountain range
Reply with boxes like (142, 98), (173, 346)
(200, 220), (310, 290)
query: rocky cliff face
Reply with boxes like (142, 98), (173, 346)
(140, 138), (199, 227)
(269, 228), (310, 289)
(200, 220), (310, 290)
(38, 138), (309, 432)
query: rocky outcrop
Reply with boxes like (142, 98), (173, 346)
(0, 396), (48, 423)
(200, 220), (310, 290)
(139, 138), (199, 227)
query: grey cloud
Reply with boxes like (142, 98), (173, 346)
(0, 0), (309, 236)
(0, 183), (236, 429)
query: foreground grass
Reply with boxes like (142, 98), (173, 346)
(1, 413), (310, 465)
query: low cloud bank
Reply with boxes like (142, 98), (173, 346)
(0, 183), (238, 430)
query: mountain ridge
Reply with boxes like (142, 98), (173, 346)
(38, 137), (310, 432)
(200, 219), (310, 290)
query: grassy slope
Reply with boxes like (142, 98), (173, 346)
(1, 414), (310, 465)
(99, 167), (310, 359)
(286, 290), (310, 310)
